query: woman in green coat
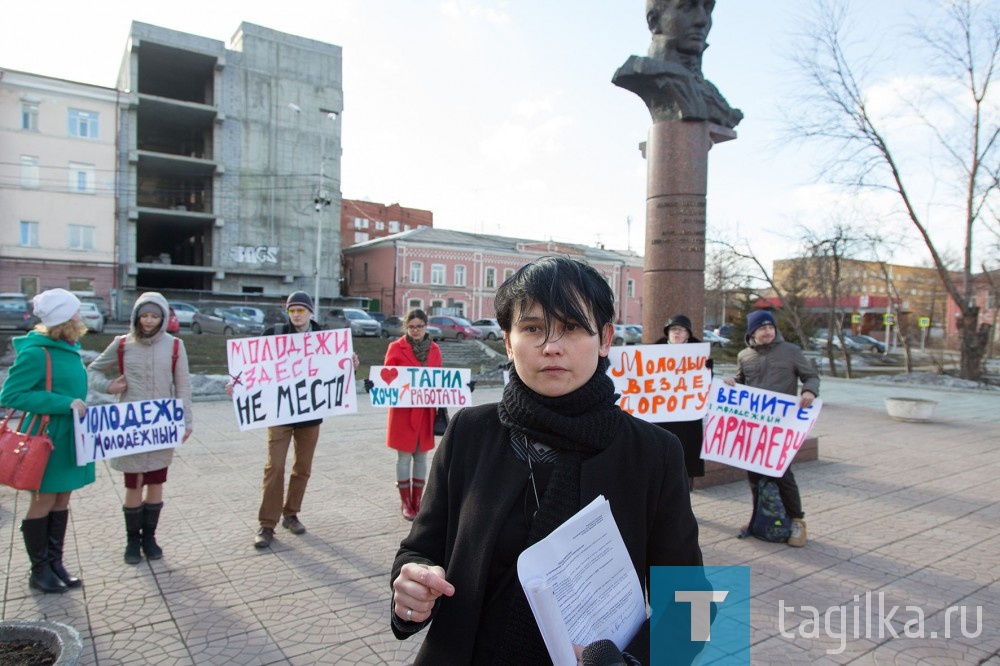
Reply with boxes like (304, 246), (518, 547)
(0, 289), (95, 593)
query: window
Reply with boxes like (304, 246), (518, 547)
(430, 300), (444, 312)
(68, 109), (99, 139)
(354, 217), (369, 230)
(20, 221), (39, 247)
(409, 262), (423, 284)
(408, 299), (423, 310)
(68, 224), (95, 250)
(403, 224), (411, 231)
(19, 277), (39, 297)
(431, 264), (445, 285)
(389, 220), (400, 233)
(354, 231), (369, 244)
(627, 279), (635, 298)
(363, 262), (369, 283)
(504, 268), (514, 281)
(454, 265), (466, 287)
(375, 221), (385, 231)
(68, 278), (94, 292)
(485, 267), (496, 289)
(21, 102), (39, 131)
(20, 156), (40, 188)
(68, 162), (95, 194)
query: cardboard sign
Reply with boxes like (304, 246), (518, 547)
(607, 343), (712, 422)
(227, 330), (357, 431)
(74, 398), (186, 464)
(701, 379), (822, 477)
(367, 366), (473, 408)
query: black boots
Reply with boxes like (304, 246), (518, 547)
(142, 502), (163, 560)
(123, 503), (164, 564)
(21, 516), (68, 594)
(123, 505), (143, 565)
(46, 509), (82, 588)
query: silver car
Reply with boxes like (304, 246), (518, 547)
(323, 308), (382, 337)
(191, 307), (265, 336)
(471, 318), (502, 341)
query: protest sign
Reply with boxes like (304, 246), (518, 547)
(74, 398), (186, 465)
(227, 330), (357, 431)
(702, 379), (823, 477)
(367, 366), (473, 408)
(607, 343), (712, 422)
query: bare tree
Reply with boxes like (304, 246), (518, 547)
(711, 238), (812, 349)
(787, 0), (999, 380)
(704, 247), (750, 331)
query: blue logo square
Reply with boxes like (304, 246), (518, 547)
(650, 566), (750, 665)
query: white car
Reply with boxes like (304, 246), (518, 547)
(168, 301), (200, 327)
(702, 329), (730, 347)
(471, 318), (502, 341)
(79, 302), (105, 333)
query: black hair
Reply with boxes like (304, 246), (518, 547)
(494, 255), (615, 345)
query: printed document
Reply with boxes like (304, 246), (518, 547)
(517, 496), (646, 666)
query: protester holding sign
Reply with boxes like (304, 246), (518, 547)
(228, 291), (357, 550)
(653, 314), (712, 491)
(390, 256), (703, 665)
(724, 310), (819, 547)
(383, 308), (442, 521)
(88, 291), (192, 564)
(1, 289), (94, 593)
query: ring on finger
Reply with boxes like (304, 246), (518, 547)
(406, 608), (414, 621)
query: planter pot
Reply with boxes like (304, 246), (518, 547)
(884, 397), (938, 423)
(0, 620), (82, 665)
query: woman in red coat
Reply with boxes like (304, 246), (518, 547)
(384, 308), (443, 520)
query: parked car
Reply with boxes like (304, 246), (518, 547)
(702, 329), (731, 347)
(714, 324), (733, 338)
(0, 293), (38, 331)
(612, 324), (627, 346)
(368, 312), (387, 323)
(168, 301), (200, 327)
(848, 334), (886, 353)
(191, 307), (265, 336)
(381, 315), (444, 340)
(231, 306), (265, 325)
(323, 307), (382, 337)
(426, 324), (443, 341)
(624, 325), (643, 345)
(79, 302), (105, 333)
(811, 329), (863, 352)
(471, 318), (502, 341)
(166, 306), (181, 334)
(428, 315), (482, 341)
(73, 293), (112, 321)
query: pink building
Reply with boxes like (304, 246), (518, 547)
(342, 227), (644, 324)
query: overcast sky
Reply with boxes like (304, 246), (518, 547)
(4, 0), (988, 273)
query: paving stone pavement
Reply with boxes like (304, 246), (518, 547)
(1, 378), (998, 664)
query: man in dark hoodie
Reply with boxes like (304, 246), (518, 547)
(724, 310), (819, 547)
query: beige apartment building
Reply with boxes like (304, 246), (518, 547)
(0, 69), (118, 305)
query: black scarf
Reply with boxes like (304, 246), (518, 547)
(406, 334), (431, 363)
(493, 357), (622, 665)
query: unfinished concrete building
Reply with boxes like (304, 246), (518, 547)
(115, 21), (343, 311)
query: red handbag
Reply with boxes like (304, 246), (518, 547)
(0, 350), (55, 491)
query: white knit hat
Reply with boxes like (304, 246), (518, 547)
(32, 289), (81, 327)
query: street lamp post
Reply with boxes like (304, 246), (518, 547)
(313, 110), (338, 309)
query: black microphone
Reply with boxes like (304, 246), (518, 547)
(581, 639), (627, 666)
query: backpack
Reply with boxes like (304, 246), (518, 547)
(118, 336), (180, 375)
(741, 477), (792, 542)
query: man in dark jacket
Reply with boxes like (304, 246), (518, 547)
(726, 310), (819, 547)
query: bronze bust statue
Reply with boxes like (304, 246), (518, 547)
(613, 0), (742, 128)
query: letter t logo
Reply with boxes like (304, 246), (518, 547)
(675, 590), (729, 641)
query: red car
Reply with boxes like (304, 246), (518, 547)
(167, 307), (181, 334)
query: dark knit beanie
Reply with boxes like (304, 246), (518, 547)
(286, 291), (314, 313)
(745, 310), (777, 343)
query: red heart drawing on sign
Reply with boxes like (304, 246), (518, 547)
(380, 368), (399, 385)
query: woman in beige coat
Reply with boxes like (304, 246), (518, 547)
(87, 292), (193, 564)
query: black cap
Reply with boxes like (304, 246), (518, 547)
(286, 291), (314, 313)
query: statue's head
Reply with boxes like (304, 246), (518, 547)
(646, 0), (714, 58)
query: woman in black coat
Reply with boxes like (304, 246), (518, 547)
(389, 257), (703, 665)
(654, 314), (713, 491)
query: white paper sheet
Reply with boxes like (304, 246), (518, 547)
(517, 496), (646, 665)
